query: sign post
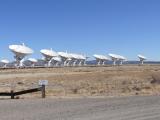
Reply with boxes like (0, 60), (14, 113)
(39, 80), (48, 98)
(41, 85), (45, 98)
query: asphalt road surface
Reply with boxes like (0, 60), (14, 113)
(0, 96), (160, 120)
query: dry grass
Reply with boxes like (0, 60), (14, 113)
(0, 65), (160, 98)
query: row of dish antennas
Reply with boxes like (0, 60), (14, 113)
(94, 54), (126, 66)
(3, 43), (88, 68)
(0, 43), (147, 68)
(94, 54), (146, 66)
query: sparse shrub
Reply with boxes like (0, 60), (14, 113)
(17, 82), (24, 85)
(72, 88), (78, 94)
(151, 75), (160, 84)
(143, 86), (151, 90)
(135, 92), (139, 95)
(132, 86), (141, 91)
(122, 81), (127, 85)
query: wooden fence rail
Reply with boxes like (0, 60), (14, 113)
(0, 85), (45, 99)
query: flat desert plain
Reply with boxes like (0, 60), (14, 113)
(0, 65), (160, 98)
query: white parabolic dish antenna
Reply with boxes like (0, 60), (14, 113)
(58, 52), (72, 66)
(58, 52), (71, 59)
(93, 54), (109, 65)
(93, 54), (109, 60)
(9, 44), (33, 56)
(77, 54), (87, 66)
(108, 53), (126, 65)
(108, 54), (119, 59)
(40, 49), (58, 67)
(79, 55), (87, 60)
(138, 55), (146, 60)
(1, 59), (9, 64)
(138, 54), (147, 64)
(9, 43), (34, 67)
(69, 53), (87, 66)
(40, 49), (58, 58)
(58, 52), (87, 66)
(28, 58), (37, 67)
(1, 59), (9, 68)
(28, 58), (38, 63)
(52, 57), (61, 62)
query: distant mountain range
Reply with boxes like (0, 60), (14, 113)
(86, 60), (160, 65)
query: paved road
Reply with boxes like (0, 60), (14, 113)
(0, 96), (160, 120)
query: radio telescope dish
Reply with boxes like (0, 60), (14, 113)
(93, 54), (109, 65)
(78, 54), (88, 66)
(40, 49), (58, 67)
(69, 53), (87, 66)
(58, 52), (73, 66)
(117, 55), (126, 65)
(40, 49), (58, 59)
(1, 59), (9, 68)
(138, 54), (147, 65)
(69, 53), (79, 66)
(109, 53), (126, 65)
(51, 57), (62, 67)
(58, 52), (87, 66)
(9, 43), (34, 67)
(28, 58), (38, 67)
(108, 53), (119, 65)
(52, 57), (61, 62)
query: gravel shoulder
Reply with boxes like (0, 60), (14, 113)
(0, 96), (160, 120)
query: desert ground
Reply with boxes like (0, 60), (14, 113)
(0, 65), (160, 98)
(1, 65), (160, 120)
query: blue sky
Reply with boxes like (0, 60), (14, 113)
(0, 0), (160, 61)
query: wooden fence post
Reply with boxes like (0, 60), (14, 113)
(41, 85), (45, 98)
(11, 90), (14, 99)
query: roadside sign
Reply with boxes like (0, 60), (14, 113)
(39, 80), (48, 86)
